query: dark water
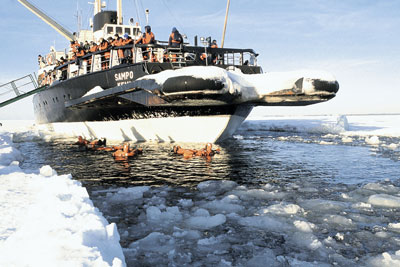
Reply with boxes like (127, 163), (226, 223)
(18, 122), (400, 188)
(16, 121), (400, 266)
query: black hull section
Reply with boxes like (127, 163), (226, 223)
(34, 64), (148, 123)
(33, 63), (261, 124)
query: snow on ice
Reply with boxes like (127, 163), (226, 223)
(1, 114), (400, 266)
(0, 132), (125, 266)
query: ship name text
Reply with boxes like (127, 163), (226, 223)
(115, 71), (134, 86)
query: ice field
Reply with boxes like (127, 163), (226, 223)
(1, 114), (400, 266)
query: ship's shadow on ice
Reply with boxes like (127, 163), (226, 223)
(130, 127), (145, 142)
(346, 124), (383, 132)
(83, 122), (97, 139)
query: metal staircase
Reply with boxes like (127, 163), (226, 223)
(167, 47), (186, 69)
(0, 74), (47, 108)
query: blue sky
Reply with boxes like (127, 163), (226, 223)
(1, 0), (399, 119)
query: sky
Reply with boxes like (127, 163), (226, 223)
(0, 0), (400, 120)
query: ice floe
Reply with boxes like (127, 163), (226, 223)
(0, 132), (125, 266)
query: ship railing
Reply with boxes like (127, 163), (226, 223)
(52, 44), (259, 82)
(0, 74), (50, 108)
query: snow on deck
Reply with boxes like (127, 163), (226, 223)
(139, 66), (337, 101)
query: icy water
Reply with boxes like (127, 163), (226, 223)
(18, 120), (400, 266)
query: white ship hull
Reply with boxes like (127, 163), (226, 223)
(36, 106), (252, 143)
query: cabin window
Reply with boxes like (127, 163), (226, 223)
(116, 27), (122, 35)
(124, 28), (131, 35)
(107, 26), (114, 34)
(133, 28), (139, 36)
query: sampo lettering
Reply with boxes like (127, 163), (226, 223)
(114, 71), (134, 81)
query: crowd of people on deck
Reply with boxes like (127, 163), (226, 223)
(38, 26), (223, 86)
(73, 136), (219, 162)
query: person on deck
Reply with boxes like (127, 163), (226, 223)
(122, 34), (133, 63)
(99, 37), (110, 69)
(70, 40), (80, 53)
(112, 34), (126, 63)
(168, 27), (183, 48)
(135, 25), (155, 45)
(83, 41), (90, 52)
(210, 39), (219, 64)
(211, 39), (218, 48)
(89, 41), (98, 53)
(38, 55), (45, 68)
(135, 25), (155, 61)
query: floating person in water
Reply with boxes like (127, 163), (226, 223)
(112, 143), (143, 160)
(74, 136), (89, 147)
(87, 138), (107, 149)
(198, 143), (220, 157)
(172, 143), (220, 159)
(173, 145), (197, 159)
(74, 136), (107, 150)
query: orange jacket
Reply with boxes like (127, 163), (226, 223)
(112, 38), (124, 46)
(135, 32), (155, 45)
(89, 44), (98, 53)
(112, 38), (125, 58)
(122, 38), (133, 45)
(99, 41), (110, 59)
(76, 49), (85, 57)
(70, 42), (80, 53)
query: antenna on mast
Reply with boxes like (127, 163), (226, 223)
(75, 1), (82, 33)
(221, 0), (230, 48)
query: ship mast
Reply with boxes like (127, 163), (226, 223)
(221, 0), (230, 48)
(17, 0), (75, 42)
(94, 0), (102, 15)
(117, 0), (123, 25)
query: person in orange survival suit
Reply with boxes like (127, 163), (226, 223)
(111, 34), (125, 63)
(87, 41), (98, 67)
(99, 37), (111, 69)
(135, 25), (156, 62)
(173, 143), (220, 160)
(173, 145), (199, 159)
(122, 34), (133, 64)
(70, 40), (80, 54)
(74, 136), (89, 147)
(197, 143), (220, 157)
(210, 39), (219, 64)
(75, 45), (86, 66)
(168, 27), (183, 62)
(86, 138), (107, 150)
(168, 27), (183, 48)
(112, 143), (143, 160)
